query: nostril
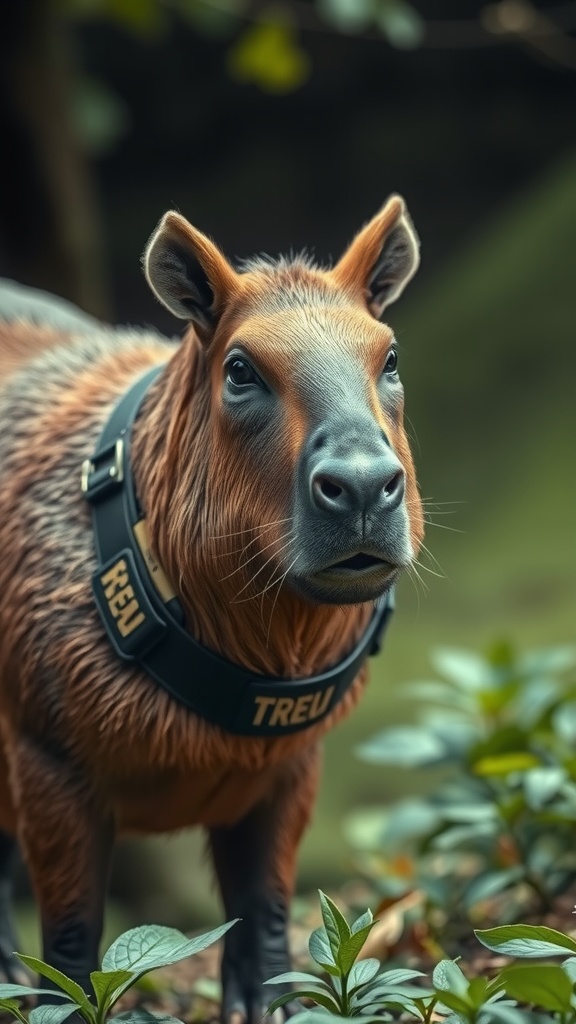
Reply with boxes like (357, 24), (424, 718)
(381, 471), (403, 503)
(384, 471), (404, 499)
(316, 476), (343, 502)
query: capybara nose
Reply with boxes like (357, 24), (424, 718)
(310, 453), (405, 516)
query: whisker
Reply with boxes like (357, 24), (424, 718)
(210, 517), (293, 540)
(213, 532), (266, 558)
(214, 526), (293, 558)
(256, 555), (300, 605)
(412, 558), (444, 580)
(408, 562), (429, 595)
(417, 539), (446, 577)
(404, 414), (421, 456)
(217, 530), (294, 583)
(420, 500), (466, 508)
(406, 565), (423, 615)
(232, 551), (299, 606)
(231, 537), (296, 601)
(266, 554), (300, 645)
(419, 508), (460, 516)
(423, 519), (465, 534)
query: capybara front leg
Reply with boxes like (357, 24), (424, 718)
(0, 829), (31, 984)
(6, 735), (113, 1001)
(208, 748), (320, 1024)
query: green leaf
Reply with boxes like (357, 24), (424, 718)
(464, 868), (525, 908)
(405, 680), (473, 707)
(0, 999), (27, 1024)
(350, 908), (372, 935)
(318, 891), (350, 961)
(308, 927), (338, 975)
(562, 955), (576, 982)
(280, 1013), (334, 1024)
(15, 956), (92, 1018)
(432, 960), (470, 1000)
(266, 989), (341, 1015)
(515, 677), (562, 727)
(467, 976), (488, 1008)
(71, 77), (129, 157)
(475, 924), (576, 957)
(356, 726), (449, 766)
(440, 802), (499, 823)
(373, 968), (428, 988)
(28, 1007), (81, 1024)
(352, 969), (431, 1009)
(431, 647), (490, 689)
(338, 923), (375, 974)
(89, 969), (134, 1012)
(552, 702), (576, 745)
(479, 1007), (536, 1023)
(112, 1013), (185, 1024)
(86, 0), (167, 37)
(499, 964), (573, 1012)
(226, 19), (310, 94)
(284, 1014), (342, 1024)
(524, 766), (567, 809)
(473, 751), (541, 776)
(264, 972), (331, 988)
(470, 725), (529, 759)
(262, 972), (309, 988)
(433, 989), (471, 1015)
(174, 0), (240, 36)
(102, 921), (236, 975)
(317, 0), (374, 34)
(376, 0), (425, 50)
(356, 981), (434, 1006)
(431, 820), (499, 850)
(347, 958), (380, 990)
(0, 985), (67, 1000)
(520, 645), (576, 675)
(421, 714), (479, 756)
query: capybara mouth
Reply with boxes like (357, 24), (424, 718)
(290, 554), (400, 604)
(325, 552), (391, 572)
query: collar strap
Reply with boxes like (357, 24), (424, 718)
(82, 366), (395, 736)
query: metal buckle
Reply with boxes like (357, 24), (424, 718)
(81, 438), (124, 503)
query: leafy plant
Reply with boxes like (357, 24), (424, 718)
(264, 889), (437, 1022)
(349, 642), (576, 922)
(0, 920), (236, 1024)
(265, 892), (576, 1023)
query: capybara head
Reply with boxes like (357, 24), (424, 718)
(142, 196), (423, 633)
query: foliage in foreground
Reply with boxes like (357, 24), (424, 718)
(266, 890), (576, 1023)
(349, 642), (576, 923)
(0, 920), (236, 1024)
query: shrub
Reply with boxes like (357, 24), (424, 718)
(349, 642), (576, 922)
(266, 890), (576, 1023)
(0, 920), (236, 1024)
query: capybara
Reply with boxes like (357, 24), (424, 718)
(0, 195), (423, 1021)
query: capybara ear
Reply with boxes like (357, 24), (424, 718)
(143, 212), (239, 332)
(331, 195), (420, 319)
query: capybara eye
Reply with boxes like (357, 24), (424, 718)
(383, 348), (398, 376)
(226, 358), (258, 388)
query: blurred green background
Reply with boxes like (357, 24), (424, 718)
(1, 0), (574, 945)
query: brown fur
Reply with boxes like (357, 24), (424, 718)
(0, 198), (423, 998)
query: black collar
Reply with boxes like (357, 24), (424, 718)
(82, 366), (395, 736)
